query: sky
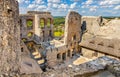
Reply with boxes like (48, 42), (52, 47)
(18, 0), (120, 16)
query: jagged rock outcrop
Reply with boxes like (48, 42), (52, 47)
(0, 0), (21, 76)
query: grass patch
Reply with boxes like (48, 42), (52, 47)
(54, 31), (64, 37)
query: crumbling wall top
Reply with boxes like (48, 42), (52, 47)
(27, 11), (51, 14)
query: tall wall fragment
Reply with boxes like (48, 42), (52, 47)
(0, 0), (20, 75)
(64, 11), (82, 45)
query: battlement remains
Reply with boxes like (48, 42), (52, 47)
(27, 11), (51, 15)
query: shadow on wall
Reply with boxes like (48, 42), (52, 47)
(79, 21), (87, 42)
(81, 21), (86, 32)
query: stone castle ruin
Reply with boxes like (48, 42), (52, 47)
(20, 11), (82, 72)
(20, 11), (54, 42)
(0, 0), (120, 77)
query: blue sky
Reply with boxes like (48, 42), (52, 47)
(18, 0), (120, 16)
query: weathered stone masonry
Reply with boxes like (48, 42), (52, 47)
(45, 11), (82, 67)
(20, 11), (82, 69)
(20, 11), (54, 42)
(0, 0), (20, 75)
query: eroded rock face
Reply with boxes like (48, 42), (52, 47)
(0, 0), (20, 75)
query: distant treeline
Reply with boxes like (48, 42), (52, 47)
(53, 17), (65, 37)
(53, 17), (65, 27)
(103, 16), (120, 19)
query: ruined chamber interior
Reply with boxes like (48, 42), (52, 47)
(0, 0), (120, 77)
(20, 11), (120, 77)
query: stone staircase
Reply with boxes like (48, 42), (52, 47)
(24, 42), (47, 71)
(32, 48), (45, 65)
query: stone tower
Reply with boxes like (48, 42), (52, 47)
(0, 0), (20, 75)
(64, 11), (82, 45)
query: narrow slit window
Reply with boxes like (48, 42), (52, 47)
(57, 54), (61, 59)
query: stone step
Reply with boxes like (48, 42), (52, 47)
(37, 59), (45, 64)
(32, 51), (39, 56)
(34, 53), (41, 59)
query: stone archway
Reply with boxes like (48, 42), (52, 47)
(62, 53), (66, 60)
(57, 53), (61, 60)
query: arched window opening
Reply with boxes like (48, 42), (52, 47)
(72, 35), (76, 41)
(57, 54), (61, 60)
(21, 48), (23, 52)
(40, 18), (45, 28)
(47, 18), (51, 28)
(62, 53), (66, 60)
(22, 38), (27, 42)
(26, 19), (33, 29)
(27, 32), (33, 38)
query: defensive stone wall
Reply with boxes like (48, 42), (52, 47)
(81, 16), (108, 35)
(27, 11), (51, 14)
(80, 37), (120, 58)
(46, 43), (80, 67)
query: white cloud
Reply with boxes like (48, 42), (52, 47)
(48, 3), (52, 7)
(100, 5), (113, 8)
(35, 0), (42, 3)
(81, 0), (94, 9)
(81, 5), (90, 8)
(86, 0), (93, 5)
(89, 6), (98, 12)
(83, 0), (93, 5)
(53, 4), (59, 8)
(82, 11), (85, 13)
(19, 7), (28, 14)
(99, 0), (120, 5)
(18, 0), (30, 4)
(18, 0), (120, 16)
(70, 2), (77, 9)
(48, 0), (61, 3)
(47, 0), (61, 10)
(114, 5), (120, 10)
(58, 4), (68, 9)
(18, 0), (24, 3)
(37, 5), (47, 9)
(28, 4), (38, 9)
(24, 0), (30, 4)
(32, 0), (45, 4)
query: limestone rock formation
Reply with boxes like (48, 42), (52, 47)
(0, 0), (20, 75)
